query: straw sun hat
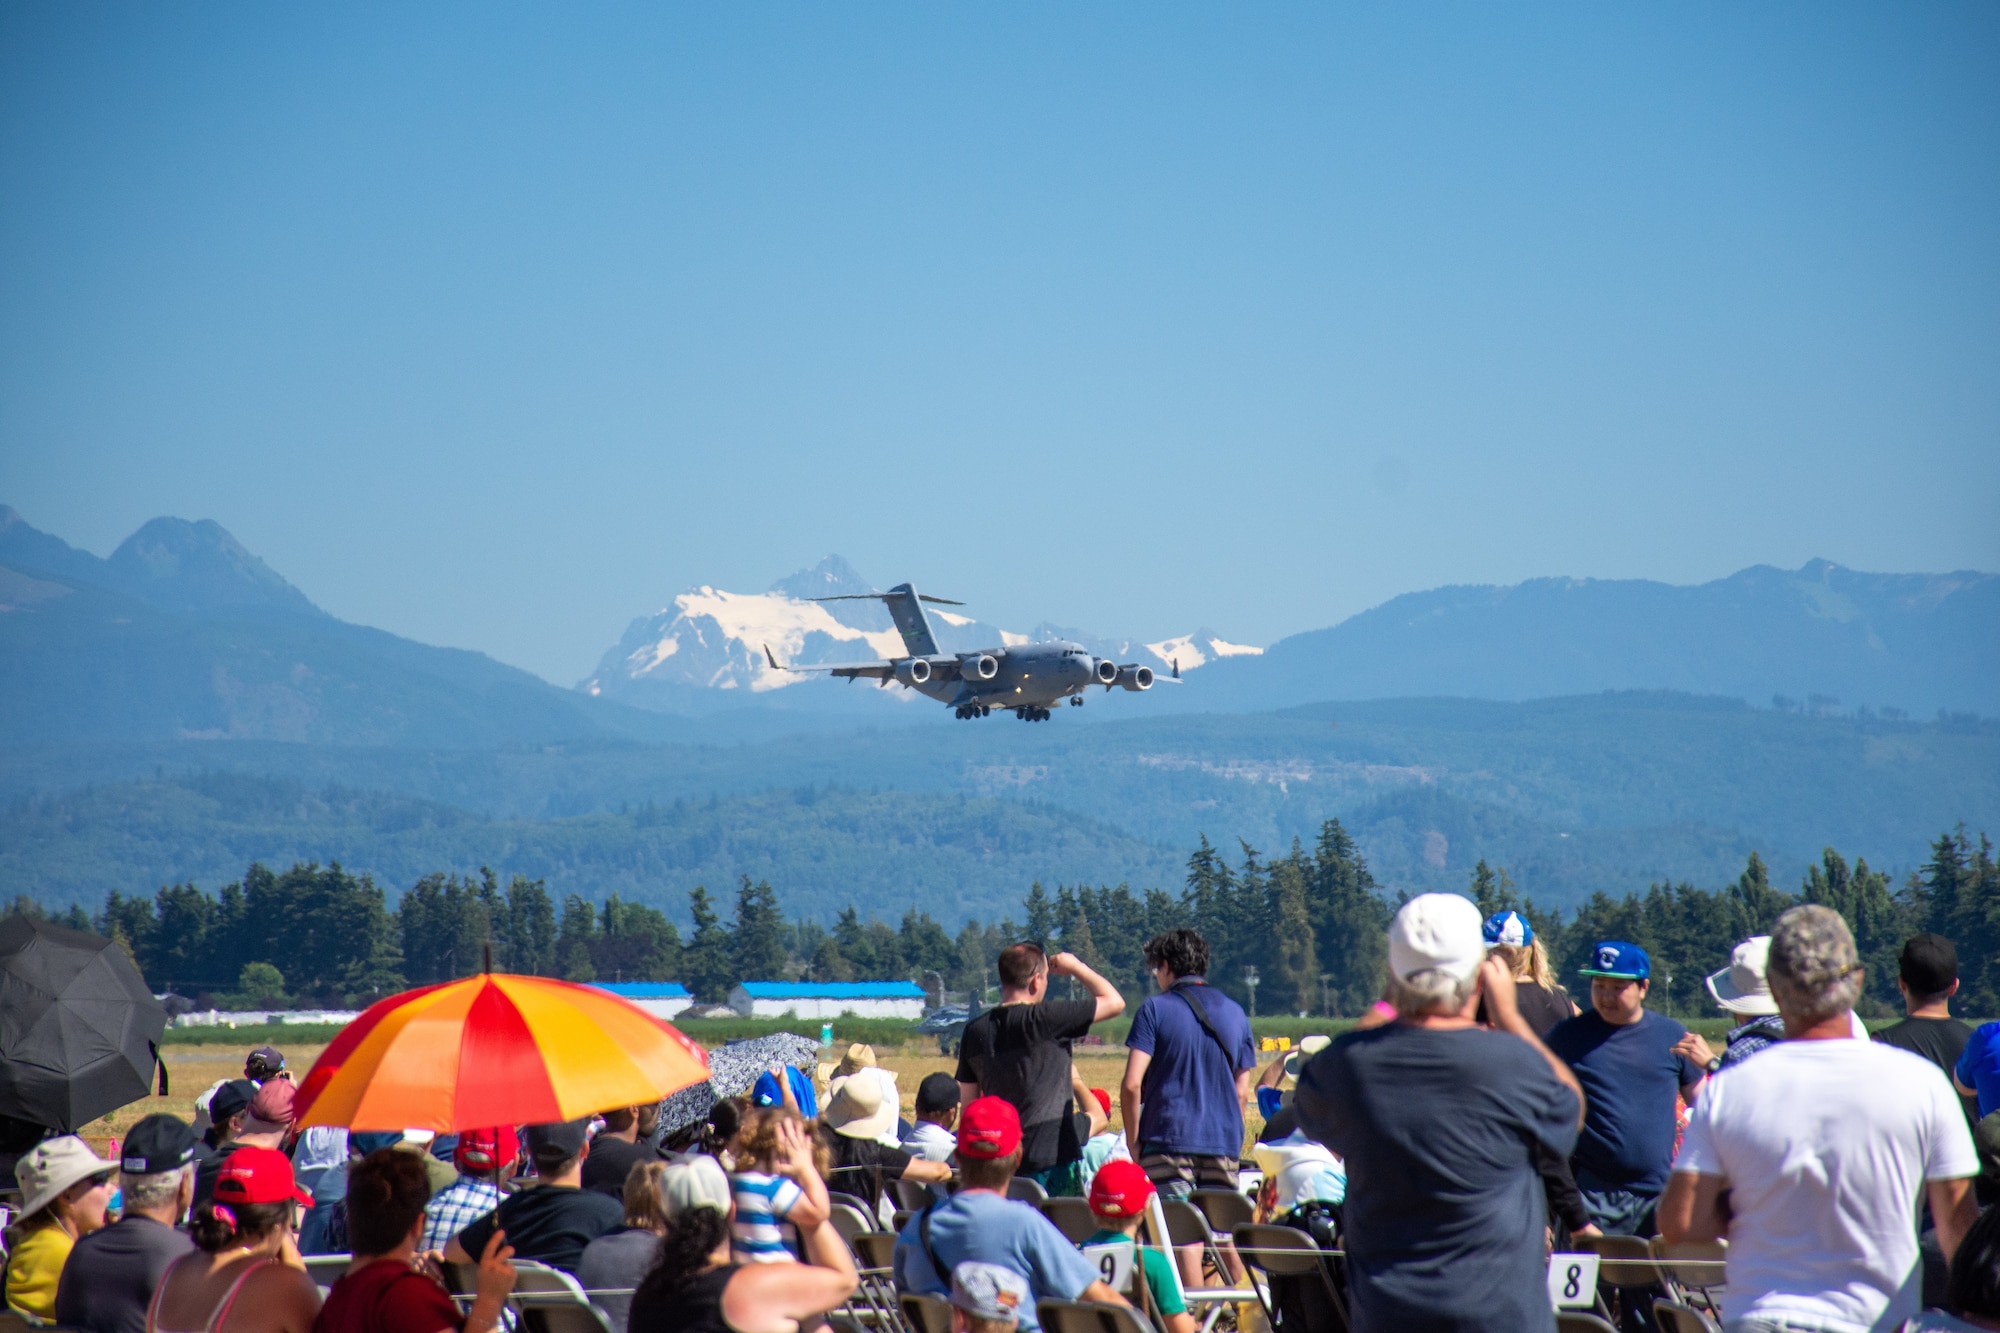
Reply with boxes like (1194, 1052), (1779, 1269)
(823, 1071), (899, 1141)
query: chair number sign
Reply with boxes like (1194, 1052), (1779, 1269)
(1081, 1244), (1137, 1294)
(1546, 1253), (1600, 1309)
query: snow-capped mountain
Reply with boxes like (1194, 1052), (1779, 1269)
(579, 556), (1257, 714)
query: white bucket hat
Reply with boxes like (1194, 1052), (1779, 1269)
(1706, 936), (1779, 1015)
(824, 1069), (899, 1141)
(16, 1135), (114, 1219)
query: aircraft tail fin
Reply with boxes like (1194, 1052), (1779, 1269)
(810, 581), (953, 658)
(880, 582), (941, 657)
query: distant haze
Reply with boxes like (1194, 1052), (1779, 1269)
(2, 5), (1996, 683)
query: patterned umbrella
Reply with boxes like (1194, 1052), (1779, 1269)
(655, 1032), (821, 1137)
(294, 973), (709, 1132)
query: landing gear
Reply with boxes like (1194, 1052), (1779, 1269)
(1015, 706), (1051, 721)
(956, 705), (995, 720)
(1068, 695), (1083, 707)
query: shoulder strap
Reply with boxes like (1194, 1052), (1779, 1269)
(916, 1200), (952, 1287)
(145, 1253), (191, 1332)
(207, 1258), (270, 1333)
(1172, 982), (1234, 1061)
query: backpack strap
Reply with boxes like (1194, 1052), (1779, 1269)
(1171, 981), (1234, 1062)
(916, 1199), (953, 1287)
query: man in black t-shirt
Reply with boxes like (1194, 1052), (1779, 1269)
(447, 1118), (623, 1274)
(581, 1104), (656, 1200)
(1875, 934), (1979, 1129)
(955, 943), (1124, 1195)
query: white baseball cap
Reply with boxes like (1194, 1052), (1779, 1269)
(1388, 894), (1487, 984)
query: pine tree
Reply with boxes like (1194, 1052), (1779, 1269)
(557, 895), (598, 982)
(683, 886), (735, 1001)
(731, 878), (788, 983)
(1307, 820), (1388, 1016)
(1266, 848), (1319, 1015)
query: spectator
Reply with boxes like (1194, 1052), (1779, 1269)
(1662, 904), (1980, 1332)
(195, 1079), (296, 1208)
(290, 1128), (348, 1200)
(315, 1147), (515, 1333)
(1294, 892), (1584, 1333)
(1076, 1087), (1128, 1191)
(893, 1097), (1130, 1333)
(584, 1105), (657, 1201)
(1253, 1036), (1330, 1122)
(447, 1120), (624, 1275)
(147, 1146), (321, 1333)
(948, 1262), (1031, 1333)
(729, 1109), (829, 1263)
(821, 1074), (950, 1212)
(1910, 1201), (2000, 1332)
(6, 1136), (117, 1322)
(245, 1046), (287, 1085)
(1118, 927), (1255, 1286)
(579, 1161), (673, 1333)
(56, 1114), (198, 1333)
(626, 1155), (857, 1333)
(1673, 936), (1785, 1078)
(420, 1127), (517, 1255)
(1082, 1160), (1195, 1333)
(903, 1074), (961, 1163)
(193, 1079), (258, 1165)
(1545, 940), (1706, 1235)
(1475, 912), (1577, 1036)
(956, 943), (1125, 1197)
(1248, 1128), (1345, 1232)
(1877, 935), (1979, 1129)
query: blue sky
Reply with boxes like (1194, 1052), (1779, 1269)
(3, 3), (1995, 684)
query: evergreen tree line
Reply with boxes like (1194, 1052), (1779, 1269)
(9, 822), (1993, 1018)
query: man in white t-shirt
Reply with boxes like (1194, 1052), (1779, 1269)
(1660, 905), (1980, 1333)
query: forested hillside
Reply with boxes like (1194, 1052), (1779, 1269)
(15, 822), (1993, 1022)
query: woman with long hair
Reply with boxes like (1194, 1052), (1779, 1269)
(1480, 912), (1577, 1036)
(145, 1147), (320, 1333)
(627, 1124), (856, 1333)
(579, 1160), (674, 1333)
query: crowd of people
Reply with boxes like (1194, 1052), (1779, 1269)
(5, 914), (2000, 1333)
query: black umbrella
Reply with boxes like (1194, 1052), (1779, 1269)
(0, 914), (168, 1132)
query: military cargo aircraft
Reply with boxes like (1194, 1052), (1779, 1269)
(762, 583), (1174, 721)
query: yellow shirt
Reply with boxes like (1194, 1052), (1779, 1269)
(5, 1221), (75, 1321)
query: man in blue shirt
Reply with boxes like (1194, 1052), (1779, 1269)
(893, 1097), (1128, 1333)
(1957, 1021), (2000, 1119)
(1545, 941), (1706, 1236)
(1121, 928), (1258, 1289)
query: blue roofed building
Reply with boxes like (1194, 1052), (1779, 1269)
(590, 980), (693, 1020)
(727, 980), (926, 1019)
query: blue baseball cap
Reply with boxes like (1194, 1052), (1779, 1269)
(1483, 911), (1534, 948)
(1581, 940), (1650, 981)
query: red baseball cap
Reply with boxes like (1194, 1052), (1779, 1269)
(1089, 1159), (1155, 1218)
(214, 1145), (313, 1207)
(1089, 1088), (1112, 1118)
(956, 1096), (1022, 1160)
(455, 1126), (519, 1174)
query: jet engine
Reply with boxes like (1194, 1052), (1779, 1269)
(1094, 658), (1120, 685)
(894, 658), (933, 686)
(959, 653), (999, 682)
(1116, 664), (1154, 691)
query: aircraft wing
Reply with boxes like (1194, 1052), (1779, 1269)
(762, 644), (896, 681)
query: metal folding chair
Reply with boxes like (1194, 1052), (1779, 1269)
(1007, 1176), (1049, 1204)
(1037, 1298), (1150, 1333)
(1574, 1232), (1668, 1327)
(1556, 1315), (1618, 1333)
(830, 1201), (880, 1249)
(893, 1176), (937, 1211)
(1653, 1300), (1722, 1333)
(901, 1292), (954, 1333)
(1188, 1189), (1255, 1237)
(1651, 1239), (1727, 1312)
(839, 1230), (905, 1333)
(515, 1300), (616, 1333)
(1040, 1196), (1101, 1245)
(1232, 1223), (1347, 1333)
(301, 1253), (351, 1291)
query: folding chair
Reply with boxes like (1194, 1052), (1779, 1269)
(830, 1201), (880, 1249)
(839, 1231), (904, 1333)
(1037, 1298), (1125, 1333)
(1556, 1315), (1618, 1333)
(1188, 1189), (1255, 1237)
(1575, 1233), (1667, 1328)
(1653, 1300), (1722, 1333)
(1231, 1223), (1347, 1333)
(1651, 1239), (1727, 1312)
(301, 1253), (351, 1291)
(901, 1292), (954, 1333)
(1040, 1196), (1101, 1245)
(893, 1176), (938, 1211)
(1162, 1199), (1242, 1291)
(515, 1300), (615, 1333)
(1007, 1176), (1049, 1204)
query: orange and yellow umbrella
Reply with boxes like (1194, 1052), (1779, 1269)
(293, 973), (710, 1133)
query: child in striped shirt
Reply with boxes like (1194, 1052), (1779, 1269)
(728, 1108), (830, 1263)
